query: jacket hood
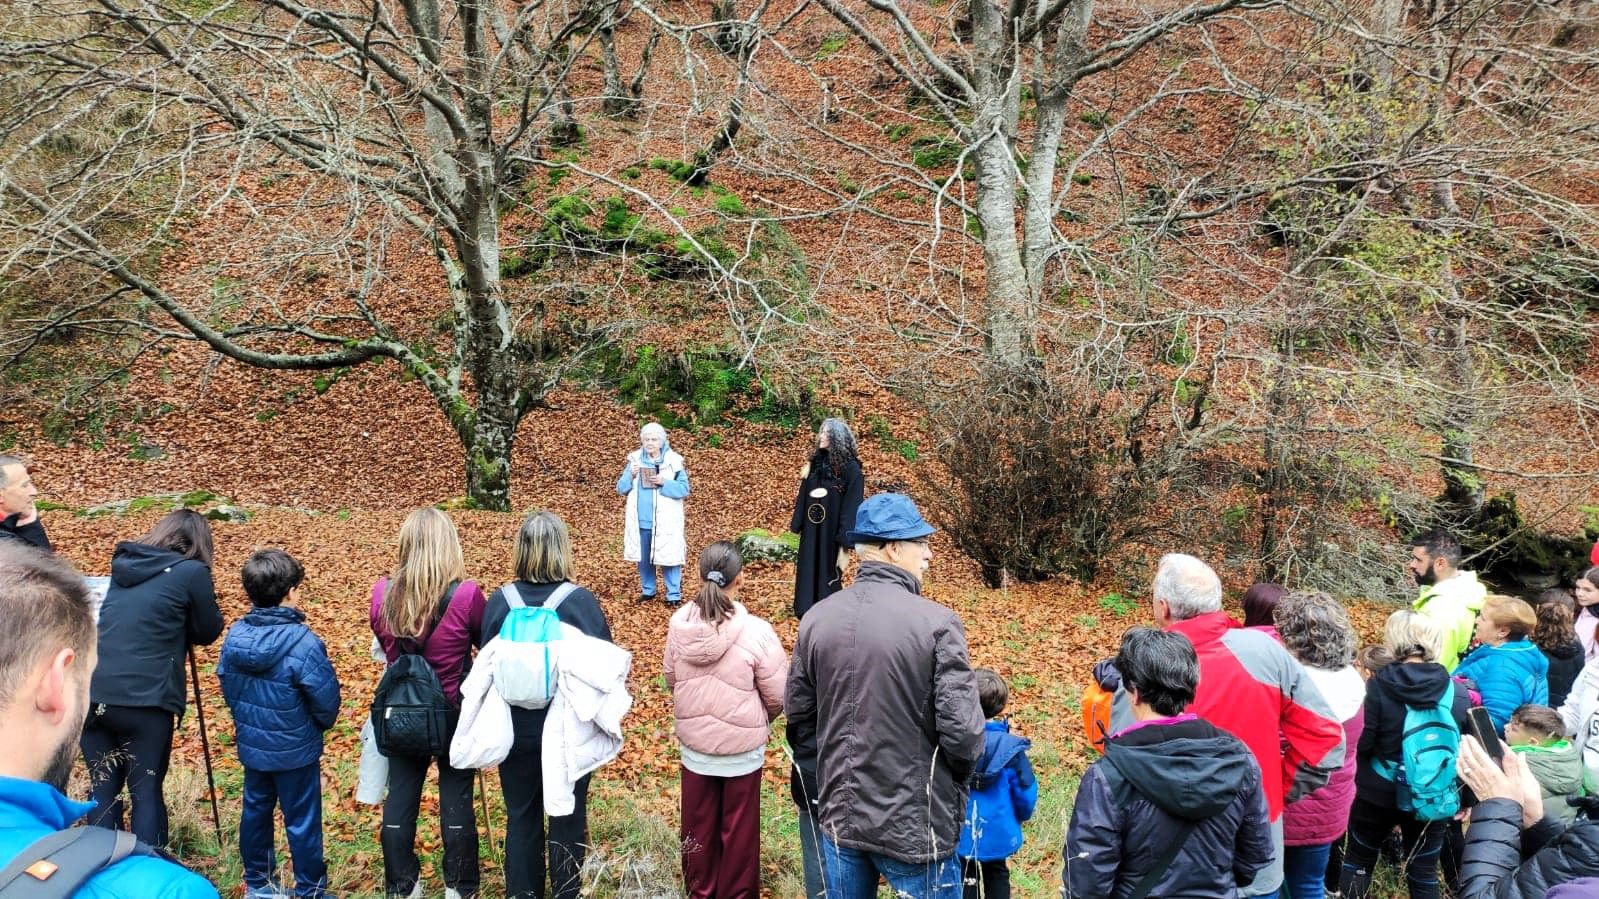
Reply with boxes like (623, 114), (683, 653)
(1104, 719), (1256, 820)
(1418, 571), (1487, 611)
(224, 606), (308, 674)
(972, 721), (1031, 789)
(1374, 660), (1453, 708)
(668, 602), (747, 666)
(110, 541), (194, 587)
(1515, 740), (1584, 795)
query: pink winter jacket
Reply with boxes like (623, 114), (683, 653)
(664, 602), (789, 756)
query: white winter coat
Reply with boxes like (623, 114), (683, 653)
(1559, 654), (1599, 792)
(543, 628), (633, 814)
(451, 638), (516, 770)
(450, 627), (633, 815)
(622, 449), (688, 567)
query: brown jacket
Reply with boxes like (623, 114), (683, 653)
(785, 561), (985, 863)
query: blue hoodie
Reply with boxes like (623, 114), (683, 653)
(1454, 637), (1549, 731)
(957, 720), (1038, 861)
(217, 606), (341, 771)
(0, 776), (217, 898)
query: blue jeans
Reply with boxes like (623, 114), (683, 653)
(638, 528), (682, 602)
(797, 807), (826, 898)
(823, 837), (960, 899)
(1282, 842), (1331, 899)
(239, 762), (328, 897)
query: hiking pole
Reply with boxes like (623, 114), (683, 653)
(188, 648), (224, 848)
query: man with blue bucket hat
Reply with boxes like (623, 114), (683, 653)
(786, 493), (984, 899)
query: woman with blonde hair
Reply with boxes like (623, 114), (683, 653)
(1337, 610), (1472, 899)
(1453, 595), (1548, 731)
(478, 510), (612, 899)
(370, 507), (487, 899)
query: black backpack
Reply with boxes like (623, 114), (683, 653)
(0, 827), (168, 898)
(371, 581), (460, 758)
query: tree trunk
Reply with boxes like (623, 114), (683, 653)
(1439, 314), (1483, 520)
(464, 399), (517, 510)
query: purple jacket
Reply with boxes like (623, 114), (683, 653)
(370, 578), (486, 705)
(1284, 665), (1367, 846)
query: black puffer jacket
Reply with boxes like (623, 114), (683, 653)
(1458, 797), (1599, 898)
(1063, 717), (1273, 899)
(785, 561), (985, 864)
(1545, 639), (1585, 709)
(90, 542), (224, 715)
(1357, 660), (1473, 807)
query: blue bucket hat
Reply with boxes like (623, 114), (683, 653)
(844, 493), (936, 544)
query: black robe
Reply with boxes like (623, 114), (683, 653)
(789, 449), (864, 619)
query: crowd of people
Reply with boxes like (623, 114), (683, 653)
(9, 439), (1599, 898)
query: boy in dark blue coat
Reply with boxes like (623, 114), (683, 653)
(218, 549), (341, 898)
(957, 668), (1038, 899)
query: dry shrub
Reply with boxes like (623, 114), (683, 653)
(920, 365), (1190, 587)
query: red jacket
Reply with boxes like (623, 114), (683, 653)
(1167, 611), (1347, 821)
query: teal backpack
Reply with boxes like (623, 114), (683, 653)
(1372, 680), (1461, 821)
(494, 582), (575, 709)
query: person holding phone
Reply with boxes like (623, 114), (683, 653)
(617, 422), (690, 606)
(1454, 596), (1549, 733)
(1455, 734), (1599, 899)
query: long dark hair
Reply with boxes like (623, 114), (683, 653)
(137, 509), (215, 567)
(819, 417), (858, 477)
(694, 540), (743, 625)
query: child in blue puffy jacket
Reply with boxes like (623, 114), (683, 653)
(218, 549), (341, 898)
(957, 669), (1039, 899)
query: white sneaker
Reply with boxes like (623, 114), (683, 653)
(445, 890), (463, 899)
(406, 884), (422, 899)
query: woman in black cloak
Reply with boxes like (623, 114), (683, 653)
(789, 418), (865, 619)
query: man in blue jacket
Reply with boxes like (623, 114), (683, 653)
(217, 550), (341, 899)
(0, 542), (216, 897)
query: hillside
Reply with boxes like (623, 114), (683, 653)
(3, 0), (1598, 892)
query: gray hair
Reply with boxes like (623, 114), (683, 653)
(0, 456), (22, 488)
(1384, 609), (1442, 662)
(1152, 553), (1223, 621)
(1275, 591), (1357, 670)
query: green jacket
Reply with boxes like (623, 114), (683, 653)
(1414, 571), (1488, 671)
(1512, 739), (1584, 826)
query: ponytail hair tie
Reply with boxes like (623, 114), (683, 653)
(706, 570), (727, 587)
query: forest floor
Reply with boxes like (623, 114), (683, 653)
(32, 376), (1405, 896)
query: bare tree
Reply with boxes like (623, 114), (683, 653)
(0, 0), (662, 509)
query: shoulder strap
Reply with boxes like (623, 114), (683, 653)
(545, 582), (578, 612)
(398, 580), (459, 655)
(0, 827), (151, 899)
(1125, 817), (1198, 899)
(502, 583), (524, 610)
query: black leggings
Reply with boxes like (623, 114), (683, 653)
(1338, 797), (1445, 899)
(382, 752), (480, 898)
(80, 703), (176, 847)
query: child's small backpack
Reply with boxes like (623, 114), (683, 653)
(1372, 680), (1461, 820)
(494, 582), (576, 709)
(371, 584), (459, 758)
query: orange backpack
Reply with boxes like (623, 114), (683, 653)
(1081, 680), (1114, 753)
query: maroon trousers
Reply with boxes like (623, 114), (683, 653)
(680, 766), (762, 899)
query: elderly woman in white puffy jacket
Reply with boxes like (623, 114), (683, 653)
(1559, 655), (1599, 793)
(617, 422), (690, 606)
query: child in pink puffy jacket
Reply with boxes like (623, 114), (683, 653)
(664, 541), (789, 899)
